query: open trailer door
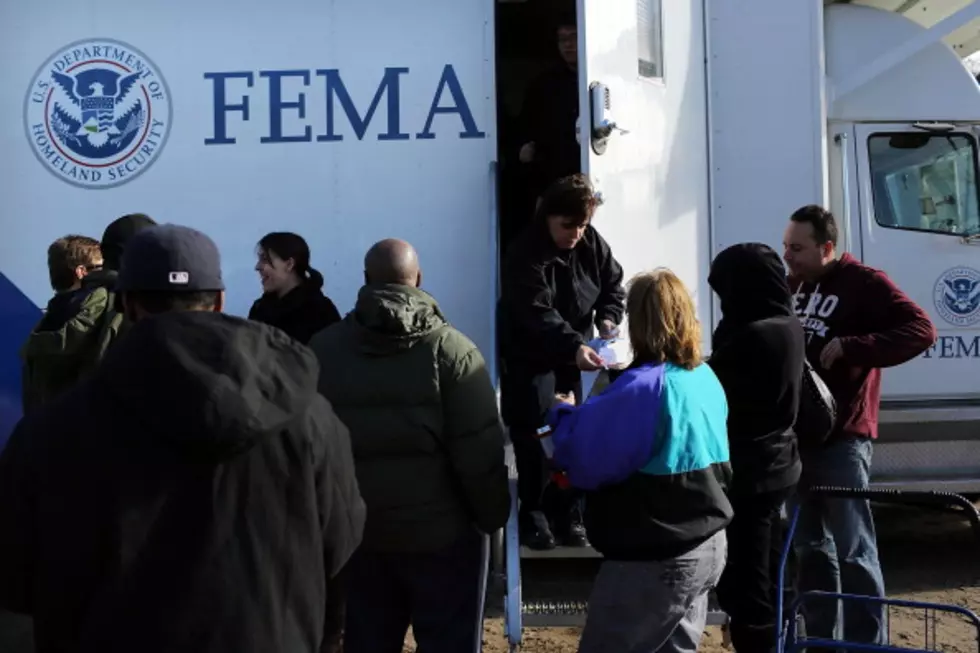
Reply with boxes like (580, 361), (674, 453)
(575, 0), (712, 325)
(576, 0), (660, 280)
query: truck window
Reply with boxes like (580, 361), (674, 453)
(867, 132), (980, 236)
(637, 0), (664, 80)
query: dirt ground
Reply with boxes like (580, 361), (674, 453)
(458, 502), (980, 653)
(2, 501), (977, 652)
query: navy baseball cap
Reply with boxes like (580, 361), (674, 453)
(117, 224), (225, 293)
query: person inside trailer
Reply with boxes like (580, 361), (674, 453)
(517, 7), (581, 210)
(498, 173), (626, 550)
(548, 268), (732, 653)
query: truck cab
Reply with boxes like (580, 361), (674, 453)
(707, 0), (980, 494)
(826, 1), (980, 493)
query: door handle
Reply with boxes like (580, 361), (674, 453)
(835, 132), (854, 255)
(589, 82), (627, 155)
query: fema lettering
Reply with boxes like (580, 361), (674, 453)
(922, 335), (980, 359)
(24, 39), (172, 189)
(204, 65), (486, 145)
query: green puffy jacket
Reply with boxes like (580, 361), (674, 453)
(310, 284), (509, 552)
(20, 279), (125, 413)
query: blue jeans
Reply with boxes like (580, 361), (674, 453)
(792, 437), (886, 645)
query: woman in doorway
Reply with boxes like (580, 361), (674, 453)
(549, 268), (731, 653)
(707, 243), (805, 653)
(248, 232), (342, 344)
(498, 173), (626, 550)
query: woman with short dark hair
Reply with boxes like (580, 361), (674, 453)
(497, 173), (626, 550)
(248, 232), (341, 344)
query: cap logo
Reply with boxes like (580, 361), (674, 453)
(168, 271), (190, 284)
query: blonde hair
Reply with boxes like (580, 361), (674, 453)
(626, 268), (702, 370)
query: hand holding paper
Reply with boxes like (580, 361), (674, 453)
(587, 336), (632, 370)
(576, 345), (606, 371)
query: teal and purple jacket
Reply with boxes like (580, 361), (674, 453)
(550, 361), (733, 560)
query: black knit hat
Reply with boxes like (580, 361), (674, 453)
(101, 213), (158, 271)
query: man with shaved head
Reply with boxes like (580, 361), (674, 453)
(310, 239), (509, 653)
(363, 238), (420, 286)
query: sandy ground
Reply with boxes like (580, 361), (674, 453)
(466, 501), (980, 653)
(2, 501), (978, 652)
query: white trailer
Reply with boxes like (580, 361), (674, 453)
(3, 0), (980, 648)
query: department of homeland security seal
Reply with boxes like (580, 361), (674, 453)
(934, 266), (980, 327)
(24, 38), (172, 189)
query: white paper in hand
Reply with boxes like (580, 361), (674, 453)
(587, 337), (632, 368)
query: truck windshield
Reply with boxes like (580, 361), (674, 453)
(867, 132), (980, 236)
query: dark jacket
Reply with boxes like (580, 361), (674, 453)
(498, 222), (626, 373)
(80, 268), (129, 348)
(519, 63), (580, 198)
(551, 361), (733, 561)
(708, 243), (805, 495)
(789, 253), (936, 440)
(19, 270), (125, 413)
(249, 282), (342, 345)
(310, 284), (509, 553)
(0, 311), (365, 653)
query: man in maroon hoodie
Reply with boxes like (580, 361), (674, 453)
(783, 205), (937, 647)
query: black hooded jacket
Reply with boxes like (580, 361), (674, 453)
(0, 311), (365, 653)
(708, 243), (804, 495)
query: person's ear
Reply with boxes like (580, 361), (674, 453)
(214, 291), (225, 313)
(416, 270), (423, 288)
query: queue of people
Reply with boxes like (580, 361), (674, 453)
(501, 180), (935, 651)
(0, 173), (937, 653)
